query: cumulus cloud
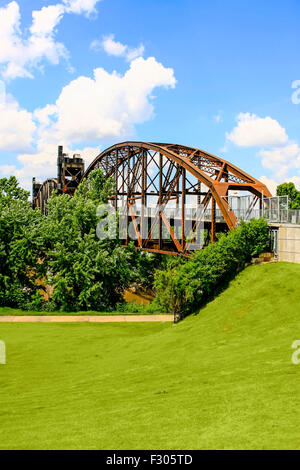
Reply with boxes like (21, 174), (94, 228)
(257, 143), (300, 194)
(0, 2), (68, 79)
(0, 0), (102, 80)
(34, 104), (57, 127)
(0, 164), (16, 176)
(226, 112), (300, 194)
(30, 4), (65, 36)
(259, 176), (277, 196)
(125, 45), (145, 62)
(100, 35), (127, 56)
(63, 0), (101, 16)
(289, 176), (300, 190)
(0, 80), (5, 105)
(0, 3), (176, 189)
(44, 56), (176, 144)
(98, 34), (145, 62)
(260, 175), (300, 195)
(0, 96), (36, 152)
(6, 56), (176, 189)
(226, 112), (288, 147)
(259, 143), (300, 174)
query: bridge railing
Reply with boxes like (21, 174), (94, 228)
(117, 203), (300, 225)
(263, 208), (300, 225)
(203, 207), (300, 224)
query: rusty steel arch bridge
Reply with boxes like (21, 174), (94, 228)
(83, 141), (272, 255)
(32, 142), (271, 256)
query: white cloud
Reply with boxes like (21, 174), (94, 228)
(226, 112), (300, 191)
(0, 2), (176, 189)
(89, 39), (101, 52)
(99, 34), (145, 62)
(51, 56), (176, 143)
(0, 164), (16, 175)
(63, 0), (101, 16)
(0, 80), (5, 105)
(0, 1), (102, 80)
(0, 96), (36, 152)
(226, 112), (288, 147)
(9, 56), (176, 189)
(260, 175), (300, 196)
(259, 176), (278, 196)
(124, 44), (145, 62)
(101, 34), (127, 56)
(289, 176), (300, 190)
(126, 44), (145, 62)
(0, 2), (68, 80)
(30, 4), (64, 36)
(259, 143), (300, 175)
(34, 104), (57, 127)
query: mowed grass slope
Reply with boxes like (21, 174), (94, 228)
(0, 262), (300, 450)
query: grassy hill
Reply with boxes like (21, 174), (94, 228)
(0, 261), (300, 449)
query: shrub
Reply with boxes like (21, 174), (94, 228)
(154, 218), (270, 317)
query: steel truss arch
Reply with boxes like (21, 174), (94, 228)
(83, 141), (272, 255)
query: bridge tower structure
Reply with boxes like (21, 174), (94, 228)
(32, 146), (85, 213)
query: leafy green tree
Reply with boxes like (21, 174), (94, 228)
(38, 170), (138, 311)
(276, 182), (300, 209)
(0, 171), (163, 311)
(0, 176), (29, 202)
(75, 169), (116, 204)
(0, 177), (43, 307)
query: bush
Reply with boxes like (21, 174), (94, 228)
(154, 218), (270, 317)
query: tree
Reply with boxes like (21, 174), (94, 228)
(0, 176), (29, 202)
(38, 170), (137, 311)
(0, 171), (164, 311)
(276, 182), (300, 209)
(0, 177), (43, 307)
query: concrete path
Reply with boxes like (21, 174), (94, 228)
(0, 315), (174, 323)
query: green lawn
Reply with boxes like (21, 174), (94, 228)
(0, 261), (300, 450)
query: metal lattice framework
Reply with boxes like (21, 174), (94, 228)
(32, 178), (58, 215)
(83, 141), (271, 255)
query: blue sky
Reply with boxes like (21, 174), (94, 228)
(0, 0), (300, 193)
